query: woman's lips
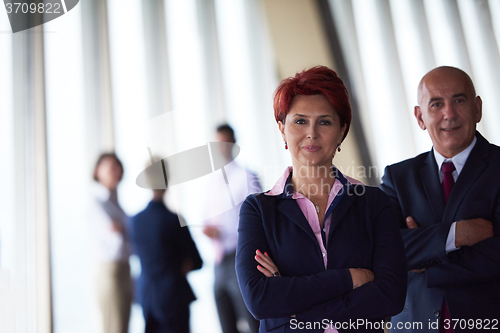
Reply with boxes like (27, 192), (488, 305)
(303, 145), (320, 152)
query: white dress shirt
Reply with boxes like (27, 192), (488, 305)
(204, 161), (261, 262)
(433, 136), (477, 253)
(88, 182), (131, 262)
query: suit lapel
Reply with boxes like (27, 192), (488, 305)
(443, 132), (490, 221)
(276, 198), (317, 243)
(419, 151), (445, 222)
(327, 188), (356, 241)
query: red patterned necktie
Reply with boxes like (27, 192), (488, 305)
(441, 161), (455, 203)
(439, 161), (455, 333)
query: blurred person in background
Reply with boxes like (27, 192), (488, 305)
(130, 158), (203, 333)
(203, 124), (261, 333)
(236, 66), (407, 332)
(88, 152), (132, 333)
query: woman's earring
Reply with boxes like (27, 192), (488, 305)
(285, 142), (288, 150)
(337, 145), (341, 152)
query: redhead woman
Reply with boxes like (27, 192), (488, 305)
(236, 66), (407, 333)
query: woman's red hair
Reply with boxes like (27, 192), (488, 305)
(273, 66), (352, 142)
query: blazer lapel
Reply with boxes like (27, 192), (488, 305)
(443, 132), (490, 221)
(327, 189), (356, 241)
(276, 198), (317, 243)
(419, 151), (445, 222)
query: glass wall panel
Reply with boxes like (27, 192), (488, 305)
(43, 6), (98, 333)
(0, 8), (16, 333)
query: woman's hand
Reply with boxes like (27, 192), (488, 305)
(255, 250), (281, 277)
(349, 268), (374, 289)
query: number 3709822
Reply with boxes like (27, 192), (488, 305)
(6, 2), (62, 14)
(443, 319), (498, 330)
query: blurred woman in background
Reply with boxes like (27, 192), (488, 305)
(89, 153), (132, 333)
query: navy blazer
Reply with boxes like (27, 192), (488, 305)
(130, 201), (202, 327)
(381, 132), (500, 332)
(236, 173), (407, 333)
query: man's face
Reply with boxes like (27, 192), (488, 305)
(415, 68), (482, 158)
(216, 130), (235, 160)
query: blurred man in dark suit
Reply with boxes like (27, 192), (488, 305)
(130, 171), (202, 333)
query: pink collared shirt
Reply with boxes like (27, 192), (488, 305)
(266, 166), (363, 333)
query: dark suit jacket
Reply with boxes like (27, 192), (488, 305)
(381, 132), (500, 332)
(236, 172), (407, 333)
(130, 201), (202, 329)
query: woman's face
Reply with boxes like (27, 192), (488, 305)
(96, 157), (123, 190)
(279, 94), (346, 170)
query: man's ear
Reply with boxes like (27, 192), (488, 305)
(414, 106), (426, 130)
(475, 96), (483, 123)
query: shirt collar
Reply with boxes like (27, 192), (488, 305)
(92, 181), (111, 201)
(265, 165), (358, 198)
(266, 166), (293, 196)
(433, 136), (477, 176)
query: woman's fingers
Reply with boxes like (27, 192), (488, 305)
(257, 264), (273, 277)
(255, 253), (276, 272)
(255, 250), (274, 267)
(255, 249), (280, 277)
(255, 250), (273, 265)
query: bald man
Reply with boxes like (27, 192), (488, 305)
(381, 66), (500, 332)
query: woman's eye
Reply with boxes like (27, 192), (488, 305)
(294, 119), (306, 124)
(320, 120), (331, 125)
